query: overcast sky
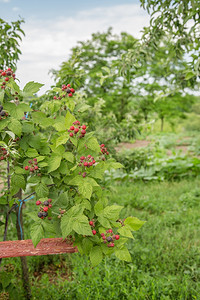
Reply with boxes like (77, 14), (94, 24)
(1, 0), (150, 94)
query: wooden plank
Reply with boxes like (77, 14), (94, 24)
(0, 238), (78, 258)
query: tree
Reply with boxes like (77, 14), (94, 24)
(0, 18), (25, 71)
(52, 28), (140, 122)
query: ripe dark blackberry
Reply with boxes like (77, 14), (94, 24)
(43, 211), (48, 217)
(38, 212), (43, 218)
(0, 111), (6, 116)
(43, 200), (49, 206)
(106, 236), (113, 242)
(0, 105), (3, 112)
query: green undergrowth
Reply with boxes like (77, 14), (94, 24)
(1, 178), (200, 299)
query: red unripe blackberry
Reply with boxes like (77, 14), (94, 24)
(80, 156), (85, 160)
(68, 93), (73, 97)
(25, 166), (29, 170)
(87, 155), (91, 158)
(70, 126), (74, 130)
(102, 236), (106, 240)
(70, 88), (75, 93)
(108, 229), (113, 233)
(82, 172), (86, 178)
(28, 160), (32, 164)
(89, 221), (94, 226)
(48, 198), (52, 203)
(36, 200), (41, 205)
(3, 151), (7, 155)
(81, 129), (86, 135)
(100, 144), (105, 147)
(92, 160), (96, 164)
(92, 230), (96, 235)
(53, 96), (57, 100)
(2, 148), (6, 151)
(67, 84), (71, 87)
(89, 162), (93, 166)
(108, 243), (114, 247)
(34, 166), (39, 170)
(1, 72), (6, 76)
(30, 168), (34, 172)
(74, 128), (79, 134)
(82, 125), (86, 130)
(7, 68), (12, 71)
(43, 207), (48, 212)
(115, 235), (120, 240)
(5, 77), (9, 82)
(0, 156), (4, 160)
(49, 204), (52, 208)
(83, 162), (88, 167)
(33, 158), (37, 162)
(69, 132), (73, 137)
(101, 233), (105, 237)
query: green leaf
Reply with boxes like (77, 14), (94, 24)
(7, 118), (22, 136)
(48, 154), (62, 173)
(115, 247), (132, 262)
(35, 183), (49, 198)
(82, 238), (93, 254)
(118, 226), (134, 239)
(56, 132), (69, 148)
(102, 205), (123, 221)
(61, 215), (74, 238)
(26, 148), (39, 158)
(30, 221), (44, 247)
(94, 200), (104, 216)
(23, 81), (44, 96)
(124, 217), (145, 231)
(11, 174), (26, 190)
(63, 152), (74, 163)
(65, 111), (76, 129)
(73, 215), (93, 235)
(32, 111), (54, 128)
(0, 118), (9, 131)
(90, 246), (103, 267)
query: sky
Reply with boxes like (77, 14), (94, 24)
(0, 0), (150, 94)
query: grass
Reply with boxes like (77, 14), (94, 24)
(1, 178), (200, 299)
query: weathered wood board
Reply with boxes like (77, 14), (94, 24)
(0, 238), (78, 258)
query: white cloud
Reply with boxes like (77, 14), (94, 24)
(16, 4), (150, 94)
(12, 6), (20, 11)
(0, 0), (10, 3)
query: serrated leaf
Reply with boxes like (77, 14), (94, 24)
(11, 174), (26, 190)
(61, 216), (74, 238)
(65, 111), (76, 129)
(102, 205), (123, 221)
(94, 200), (104, 215)
(73, 215), (93, 235)
(90, 246), (103, 267)
(30, 221), (44, 247)
(23, 81), (44, 96)
(115, 247), (132, 262)
(124, 217), (145, 231)
(35, 183), (49, 198)
(48, 154), (62, 173)
(63, 152), (74, 163)
(118, 226), (134, 239)
(56, 132), (69, 148)
(82, 238), (93, 254)
(26, 148), (39, 158)
(8, 118), (22, 136)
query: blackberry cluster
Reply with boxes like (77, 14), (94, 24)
(0, 68), (16, 90)
(68, 121), (87, 138)
(0, 147), (9, 160)
(53, 84), (75, 100)
(101, 229), (120, 248)
(0, 105), (8, 120)
(24, 158), (39, 173)
(36, 198), (52, 219)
